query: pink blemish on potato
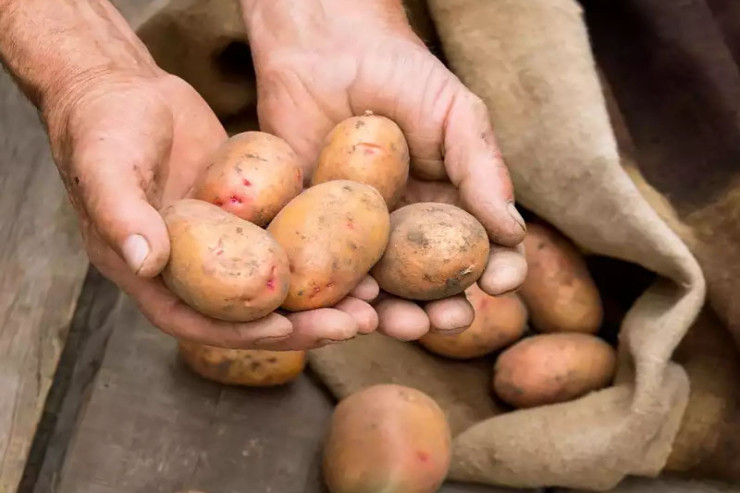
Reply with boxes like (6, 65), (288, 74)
(266, 266), (276, 291)
(346, 220), (355, 230)
(216, 250), (224, 256)
(308, 286), (322, 299)
(357, 142), (384, 155)
(417, 451), (430, 463)
(229, 195), (243, 204)
(243, 179), (251, 186)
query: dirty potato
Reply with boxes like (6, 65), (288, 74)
(192, 131), (303, 226)
(267, 180), (390, 311)
(371, 203), (489, 301)
(323, 384), (451, 493)
(161, 199), (290, 321)
(492, 333), (617, 408)
(312, 111), (410, 208)
(179, 340), (306, 386)
(419, 283), (527, 359)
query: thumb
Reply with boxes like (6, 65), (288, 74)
(443, 88), (527, 247)
(74, 142), (171, 278)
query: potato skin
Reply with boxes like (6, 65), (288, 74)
(323, 384), (451, 493)
(161, 199), (290, 321)
(192, 131), (303, 226)
(267, 180), (390, 311)
(492, 333), (617, 408)
(519, 221), (603, 334)
(371, 203), (490, 301)
(312, 111), (410, 208)
(419, 283), (527, 359)
(178, 340), (306, 387)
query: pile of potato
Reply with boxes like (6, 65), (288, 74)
(163, 111), (618, 493)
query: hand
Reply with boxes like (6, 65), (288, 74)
(242, 0), (528, 340)
(45, 72), (377, 350)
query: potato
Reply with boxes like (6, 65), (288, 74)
(519, 221), (603, 334)
(192, 131), (303, 226)
(312, 111), (409, 208)
(371, 203), (489, 301)
(267, 180), (390, 311)
(492, 333), (617, 408)
(178, 340), (305, 386)
(161, 199), (290, 321)
(419, 283), (527, 359)
(323, 384), (451, 493)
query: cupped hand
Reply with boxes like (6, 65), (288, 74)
(248, 16), (527, 340)
(45, 72), (376, 350)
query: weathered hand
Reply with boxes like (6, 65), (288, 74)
(243, 0), (528, 339)
(45, 72), (376, 350)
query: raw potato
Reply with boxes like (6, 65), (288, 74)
(323, 384), (451, 493)
(519, 221), (603, 333)
(419, 283), (527, 359)
(371, 203), (489, 301)
(493, 333), (617, 408)
(161, 199), (290, 321)
(312, 111), (410, 208)
(267, 180), (390, 311)
(192, 131), (303, 226)
(178, 340), (305, 386)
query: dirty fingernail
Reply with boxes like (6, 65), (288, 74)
(122, 234), (150, 274)
(507, 202), (526, 231)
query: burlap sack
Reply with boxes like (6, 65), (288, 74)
(130, 0), (740, 490)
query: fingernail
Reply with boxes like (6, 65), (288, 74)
(507, 202), (526, 232)
(122, 234), (150, 274)
(316, 337), (352, 347)
(431, 325), (469, 335)
(254, 334), (292, 347)
(489, 265), (524, 294)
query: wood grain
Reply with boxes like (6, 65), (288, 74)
(0, 71), (89, 493)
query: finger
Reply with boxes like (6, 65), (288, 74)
(424, 294), (475, 334)
(443, 89), (526, 247)
(334, 296), (379, 334)
(285, 308), (360, 348)
(479, 244), (528, 295)
(376, 297), (430, 341)
(72, 114), (173, 278)
(349, 275), (380, 302)
(130, 276), (295, 349)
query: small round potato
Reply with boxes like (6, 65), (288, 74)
(161, 199), (290, 322)
(419, 283), (527, 359)
(312, 111), (410, 208)
(267, 180), (391, 311)
(519, 222), (603, 334)
(193, 131), (303, 226)
(323, 384), (451, 493)
(492, 333), (617, 408)
(178, 340), (306, 387)
(371, 203), (490, 301)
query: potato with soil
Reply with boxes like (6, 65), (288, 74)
(492, 333), (617, 408)
(323, 384), (451, 493)
(267, 180), (390, 311)
(419, 283), (527, 359)
(371, 203), (489, 301)
(192, 131), (303, 226)
(519, 221), (603, 334)
(161, 199), (290, 321)
(178, 340), (305, 386)
(311, 111), (410, 208)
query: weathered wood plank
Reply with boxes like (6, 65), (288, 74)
(0, 69), (89, 493)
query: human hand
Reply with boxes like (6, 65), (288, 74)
(45, 72), (378, 350)
(241, 0), (528, 340)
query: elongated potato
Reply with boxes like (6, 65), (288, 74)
(419, 283), (527, 359)
(519, 222), (603, 334)
(371, 203), (489, 301)
(161, 199), (290, 321)
(312, 111), (410, 208)
(193, 131), (303, 226)
(178, 340), (305, 386)
(267, 180), (390, 311)
(323, 384), (451, 493)
(493, 333), (616, 408)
